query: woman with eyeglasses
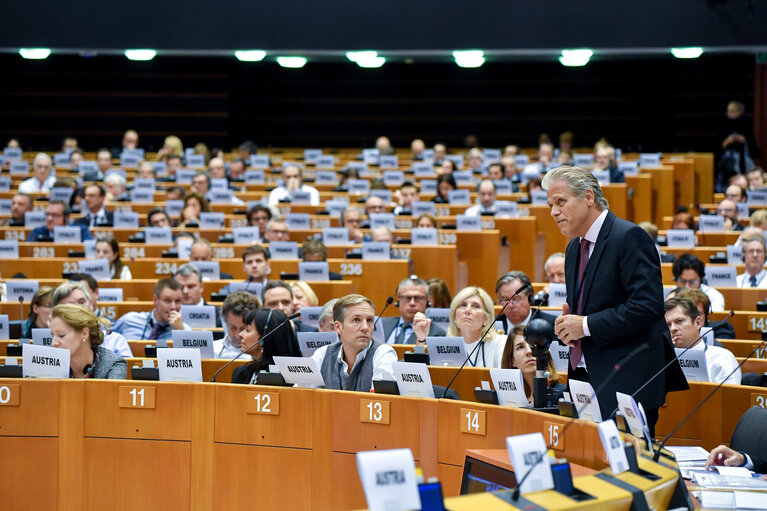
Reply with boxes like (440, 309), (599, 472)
(446, 286), (505, 368)
(231, 308), (302, 384)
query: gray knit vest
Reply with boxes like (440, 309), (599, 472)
(320, 340), (383, 392)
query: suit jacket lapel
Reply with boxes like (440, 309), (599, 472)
(565, 238), (579, 310)
(580, 211), (615, 311)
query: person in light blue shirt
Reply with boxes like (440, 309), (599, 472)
(112, 278), (190, 341)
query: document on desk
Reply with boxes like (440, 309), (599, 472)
(692, 472), (767, 490)
(700, 490), (767, 510)
(665, 445), (709, 462)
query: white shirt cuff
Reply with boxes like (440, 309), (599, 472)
(582, 316), (590, 337)
(743, 452), (754, 471)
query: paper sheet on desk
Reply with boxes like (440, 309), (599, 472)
(692, 472), (767, 490)
(702, 490), (767, 510)
(715, 466), (753, 478)
(666, 445), (709, 462)
(735, 490), (767, 509)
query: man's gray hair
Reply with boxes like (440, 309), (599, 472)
(541, 166), (609, 210)
(342, 206), (364, 223)
(544, 252), (566, 276)
(53, 281), (91, 306)
(396, 276), (428, 296)
(33, 152), (52, 167)
(174, 263), (202, 280)
(743, 235), (767, 251)
(104, 173), (127, 187)
(318, 298), (339, 325)
(266, 217), (288, 231)
(495, 270), (532, 296)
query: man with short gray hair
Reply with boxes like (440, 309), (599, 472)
(382, 277), (445, 345)
(19, 153), (56, 193)
(318, 299), (339, 332)
(174, 263), (222, 327)
(311, 294), (397, 391)
(495, 271), (556, 331)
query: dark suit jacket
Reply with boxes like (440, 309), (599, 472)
(381, 316), (446, 344)
(202, 300), (223, 328)
(73, 210), (114, 227)
(220, 271), (234, 280)
(707, 319), (735, 340)
(730, 406), (767, 473)
(565, 210), (687, 418)
(293, 320), (318, 333)
(499, 309), (557, 334)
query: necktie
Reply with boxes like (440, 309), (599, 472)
(571, 239), (591, 369)
(750, 275), (758, 288)
(148, 322), (166, 340)
(394, 323), (412, 344)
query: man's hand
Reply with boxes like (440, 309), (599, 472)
(706, 445), (745, 469)
(286, 177), (301, 192)
(555, 302), (585, 346)
(168, 311), (184, 330)
(412, 312), (431, 341)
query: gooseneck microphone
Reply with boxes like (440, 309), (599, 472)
(511, 342), (649, 501)
(374, 296), (394, 330)
(652, 337), (767, 462)
(442, 284), (531, 398)
(211, 311), (300, 382)
(18, 296), (24, 324)
(606, 310), (735, 421)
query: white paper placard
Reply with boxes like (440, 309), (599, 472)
(598, 420), (630, 474)
(506, 433), (554, 494)
(698, 214), (725, 233)
(130, 189), (154, 203)
(144, 227), (173, 245)
(299, 261), (330, 281)
(369, 189), (392, 203)
(133, 178), (156, 191)
(172, 329), (214, 358)
(447, 189), (471, 205)
(573, 153), (593, 166)
(249, 155), (270, 169)
(546, 283), (567, 308)
(232, 226), (260, 244)
(490, 368), (529, 407)
(494, 201), (518, 217)
(391, 361), (435, 397)
(726, 244), (743, 265)
(269, 241), (299, 260)
(10, 161), (30, 173)
(0, 239), (19, 259)
(362, 148), (380, 165)
(591, 170), (610, 184)
(419, 179), (437, 194)
(315, 155), (336, 169)
(285, 212), (310, 230)
(157, 347), (203, 382)
(615, 392), (653, 449)
(568, 379), (602, 422)
(452, 171), (474, 186)
(190, 261), (221, 281)
(25, 211), (46, 229)
(379, 155), (399, 170)
(531, 190), (548, 205)
(513, 155), (529, 167)
(424, 307), (450, 329)
(736, 202), (750, 219)
(445, 154), (464, 169)
(347, 179), (370, 194)
(315, 170), (338, 185)
(297, 331), (338, 357)
(382, 170), (404, 186)
(208, 190), (234, 204)
(199, 212), (225, 229)
(3, 147), (22, 160)
(666, 229), (696, 248)
(618, 161), (639, 174)
(700, 326), (715, 346)
(177, 238), (193, 260)
(98, 288), (124, 302)
(412, 163), (435, 177)
(369, 213), (395, 230)
(6, 280), (39, 302)
(322, 227), (350, 246)
(165, 200), (184, 217)
(226, 281), (263, 298)
(411, 227), (438, 246)
(675, 348), (709, 382)
(425, 337), (466, 366)
(120, 153), (140, 168)
(272, 356), (325, 386)
(22, 344), (69, 378)
(356, 449), (421, 511)
(325, 200), (347, 217)
(77, 258), (111, 280)
(175, 168), (196, 184)
(0, 314), (8, 340)
(113, 210), (139, 228)
(639, 153), (661, 167)
(361, 241), (391, 260)
(0, 198), (11, 213)
(32, 328), (53, 346)
(493, 180), (512, 195)
(456, 214), (481, 231)
(704, 266), (737, 287)
(299, 306), (322, 329)
(747, 190), (767, 206)
(53, 226), (82, 243)
(287, 190), (311, 204)
(412, 201), (437, 216)
(243, 169), (266, 185)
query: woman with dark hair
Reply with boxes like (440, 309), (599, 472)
(22, 286), (55, 338)
(176, 192), (209, 227)
(501, 325), (566, 406)
(426, 278), (452, 308)
(95, 236), (132, 280)
(433, 174), (457, 204)
(231, 308), (302, 384)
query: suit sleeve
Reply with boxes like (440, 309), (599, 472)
(586, 225), (665, 348)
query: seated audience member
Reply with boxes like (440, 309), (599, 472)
(157, 135), (184, 162)
(95, 237), (132, 280)
(61, 136), (78, 152)
(751, 209), (767, 230)
(231, 308), (303, 384)
(664, 297), (740, 384)
(671, 211), (696, 230)
(748, 167), (766, 191)
(522, 142), (554, 179)
(229, 158), (246, 180)
(119, 129), (139, 151)
(301, 238), (343, 280)
(503, 144), (519, 158)
(464, 180), (497, 216)
(706, 411), (767, 473)
(207, 157), (226, 178)
(593, 145), (625, 184)
(311, 294), (397, 391)
(725, 184), (747, 203)
(0, 193), (33, 226)
(214, 291), (260, 359)
(427, 278), (452, 308)
(526, 177), (543, 194)
(247, 204), (272, 240)
(433, 143), (447, 164)
(342, 207), (366, 242)
(19, 153), (56, 193)
(502, 325), (566, 406)
(556, 149), (573, 165)
(112, 278), (189, 341)
(416, 214), (438, 229)
(336, 167), (360, 191)
(393, 181), (418, 215)
(486, 162), (504, 181)
(238, 140), (258, 162)
(138, 161), (157, 180)
(411, 139), (425, 160)
(291, 281), (318, 314)
(194, 143), (210, 164)
(264, 217), (290, 242)
(496, 271), (556, 331)
(559, 131), (573, 153)
(436, 159), (456, 175)
(717, 199), (745, 231)
(675, 288), (736, 340)
(191, 172), (211, 196)
(737, 235), (767, 288)
(68, 149), (84, 172)
(27, 200), (93, 242)
(6, 138), (20, 149)
(466, 148), (483, 173)
(376, 136), (394, 155)
(22, 286), (55, 338)
(364, 195), (386, 216)
(176, 193), (209, 227)
(383, 277), (446, 345)
(74, 185), (113, 228)
(104, 173), (127, 201)
(147, 207), (171, 228)
(501, 156), (521, 185)
(50, 304), (127, 379)
(433, 174), (457, 203)
(240, 245), (270, 285)
(96, 148), (113, 178)
(317, 299), (339, 332)
(188, 238), (233, 279)
(262, 281), (317, 332)
(52, 280), (132, 357)
(268, 165), (320, 206)
(446, 287), (506, 368)
(371, 226), (393, 243)
(536, 252), (567, 304)
(174, 263), (222, 327)
(672, 254), (725, 312)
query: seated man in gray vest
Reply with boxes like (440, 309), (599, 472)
(311, 294), (397, 392)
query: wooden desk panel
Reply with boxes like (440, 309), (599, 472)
(0, 379), (59, 436)
(626, 173), (653, 224)
(0, 437), (58, 510)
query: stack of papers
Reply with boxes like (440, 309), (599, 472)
(700, 491), (767, 509)
(692, 472), (767, 490)
(667, 446), (710, 479)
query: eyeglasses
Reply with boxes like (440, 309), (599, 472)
(398, 295), (427, 303)
(498, 295), (528, 305)
(675, 277), (700, 287)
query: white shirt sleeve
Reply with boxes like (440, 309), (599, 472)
(307, 186), (320, 206)
(706, 346), (741, 385)
(311, 344), (329, 370)
(372, 344), (398, 382)
(582, 317), (591, 337)
(703, 286), (725, 312)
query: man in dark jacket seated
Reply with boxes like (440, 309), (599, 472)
(27, 200), (93, 242)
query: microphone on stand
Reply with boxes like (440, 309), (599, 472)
(524, 318), (556, 409)
(374, 296), (394, 330)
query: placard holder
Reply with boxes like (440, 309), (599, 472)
(372, 380), (399, 395)
(403, 352), (429, 365)
(473, 389), (499, 405)
(0, 365), (23, 378)
(256, 372), (291, 387)
(144, 346), (157, 358)
(550, 461), (595, 501)
(131, 367), (160, 381)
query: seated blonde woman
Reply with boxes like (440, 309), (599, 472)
(446, 286), (505, 368)
(502, 325), (566, 406)
(291, 281), (318, 314)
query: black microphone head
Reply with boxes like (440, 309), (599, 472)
(288, 312), (301, 320)
(524, 318), (555, 349)
(18, 296), (24, 303)
(386, 296), (394, 305)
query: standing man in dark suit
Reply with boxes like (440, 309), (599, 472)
(542, 166), (686, 434)
(495, 271), (557, 332)
(383, 277), (446, 345)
